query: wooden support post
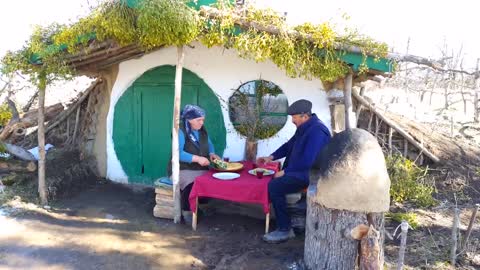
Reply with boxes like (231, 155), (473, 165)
(451, 208), (460, 267)
(367, 111), (374, 132)
(461, 204), (479, 250)
(71, 106), (81, 144)
(192, 196), (198, 231)
(172, 46), (185, 223)
(396, 221), (409, 270)
(265, 213), (270, 234)
(475, 92), (479, 123)
(388, 127), (393, 156)
(474, 59), (479, 123)
(355, 86), (366, 125)
(418, 137), (424, 165)
(37, 73), (47, 205)
(403, 139), (408, 158)
(344, 73), (353, 130)
(375, 115), (380, 138)
(329, 105), (337, 134)
(450, 116), (454, 138)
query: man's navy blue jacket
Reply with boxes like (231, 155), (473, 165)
(270, 113), (331, 183)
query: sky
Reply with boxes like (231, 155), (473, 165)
(1, 0), (479, 71)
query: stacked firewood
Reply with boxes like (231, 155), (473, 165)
(153, 179), (174, 219)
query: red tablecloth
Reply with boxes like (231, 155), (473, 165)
(189, 161), (280, 214)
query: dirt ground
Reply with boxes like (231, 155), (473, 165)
(1, 178), (479, 270)
(0, 181), (305, 270)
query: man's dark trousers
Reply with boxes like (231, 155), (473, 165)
(268, 175), (308, 231)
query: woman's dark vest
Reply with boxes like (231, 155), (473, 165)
(167, 123), (210, 175)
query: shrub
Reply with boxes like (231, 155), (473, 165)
(386, 212), (419, 229)
(386, 154), (437, 207)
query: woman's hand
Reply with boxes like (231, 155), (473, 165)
(192, 155), (210, 166)
(209, 153), (221, 161)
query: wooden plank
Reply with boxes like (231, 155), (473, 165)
(156, 194), (174, 207)
(344, 73), (353, 130)
(155, 187), (173, 196)
(153, 205), (174, 219)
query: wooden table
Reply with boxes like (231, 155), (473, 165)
(189, 161), (279, 233)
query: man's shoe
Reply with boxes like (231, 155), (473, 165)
(262, 229), (295, 243)
(182, 210), (193, 224)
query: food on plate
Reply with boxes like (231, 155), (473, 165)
(212, 158), (228, 169)
(212, 159), (244, 171)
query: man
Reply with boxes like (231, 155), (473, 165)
(257, 99), (331, 243)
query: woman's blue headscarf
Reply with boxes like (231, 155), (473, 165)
(181, 104), (206, 146)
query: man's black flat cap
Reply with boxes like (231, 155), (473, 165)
(287, 99), (312, 115)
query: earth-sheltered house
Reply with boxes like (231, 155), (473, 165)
(3, 0), (394, 186)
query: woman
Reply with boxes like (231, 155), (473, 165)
(173, 104), (220, 223)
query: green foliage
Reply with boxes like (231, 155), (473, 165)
(137, 0), (200, 49)
(1, 24), (72, 87)
(0, 104), (13, 126)
(1, 0), (389, 84)
(386, 212), (419, 229)
(386, 155), (437, 207)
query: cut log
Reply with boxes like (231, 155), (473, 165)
(360, 225), (382, 270)
(304, 188), (385, 270)
(3, 143), (36, 161)
(0, 160), (36, 173)
(0, 103), (64, 141)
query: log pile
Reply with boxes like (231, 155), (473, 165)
(153, 184), (175, 219)
(0, 103), (64, 143)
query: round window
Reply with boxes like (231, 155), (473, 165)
(229, 80), (288, 140)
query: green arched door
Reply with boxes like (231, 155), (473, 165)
(113, 65), (226, 185)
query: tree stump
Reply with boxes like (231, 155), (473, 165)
(305, 186), (384, 270)
(305, 129), (390, 270)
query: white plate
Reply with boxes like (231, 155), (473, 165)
(212, 172), (240, 180)
(248, 168), (275, 176)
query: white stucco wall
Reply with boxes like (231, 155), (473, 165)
(106, 42), (331, 182)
